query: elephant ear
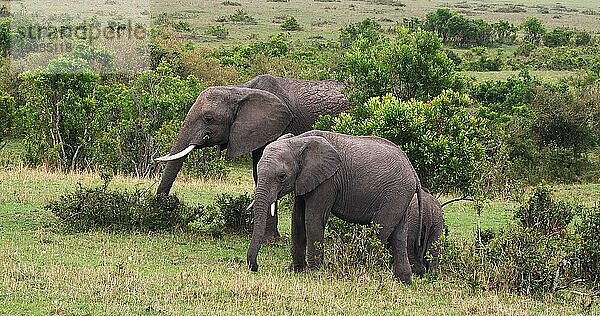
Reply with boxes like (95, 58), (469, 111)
(294, 136), (341, 196)
(226, 88), (292, 159)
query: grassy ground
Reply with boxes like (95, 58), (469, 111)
(5, 0), (600, 47)
(147, 0), (600, 46)
(1, 164), (599, 315)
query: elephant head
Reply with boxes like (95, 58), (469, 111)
(155, 87), (292, 194)
(247, 134), (341, 271)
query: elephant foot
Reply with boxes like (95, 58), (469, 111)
(288, 262), (307, 272)
(394, 260), (413, 285)
(395, 273), (412, 285)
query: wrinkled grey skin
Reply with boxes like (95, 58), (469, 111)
(407, 189), (444, 276)
(156, 75), (351, 240)
(247, 130), (422, 284)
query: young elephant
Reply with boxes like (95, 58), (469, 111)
(407, 189), (444, 276)
(246, 130), (423, 284)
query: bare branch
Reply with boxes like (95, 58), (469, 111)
(440, 196), (474, 208)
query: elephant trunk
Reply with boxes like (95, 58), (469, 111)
(247, 188), (274, 272)
(156, 133), (196, 195)
(157, 159), (185, 195)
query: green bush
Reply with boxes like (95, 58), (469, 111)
(47, 182), (253, 236)
(472, 73), (599, 185)
(461, 47), (504, 71)
(337, 27), (465, 104)
(46, 184), (187, 232)
(543, 27), (574, 47)
(515, 186), (574, 235)
(323, 218), (392, 280)
(0, 18), (9, 57)
(206, 25), (229, 39)
(422, 9), (516, 48)
(339, 18), (382, 48)
(228, 9), (257, 24)
(316, 91), (493, 196)
(19, 55), (205, 175)
(20, 56), (101, 170)
(187, 193), (253, 236)
(521, 17), (546, 45)
(574, 204), (600, 286)
(281, 16), (301, 31)
(438, 187), (600, 295)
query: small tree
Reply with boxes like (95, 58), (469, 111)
(337, 27), (464, 105)
(316, 91), (493, 196)
(281, 16), (301, 31)
(339, 18), (382, 48)
(521, 17), (546, 45)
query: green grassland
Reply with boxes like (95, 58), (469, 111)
(1, 165), (599, 315)
(148, 0), (600, 45)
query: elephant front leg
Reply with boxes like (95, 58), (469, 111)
(289, 197), (307, 272)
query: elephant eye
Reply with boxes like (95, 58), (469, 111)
(277, 173), (286, 182)
(204, 114), (213, 123)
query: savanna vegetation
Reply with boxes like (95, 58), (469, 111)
(1, 0), (599, 314)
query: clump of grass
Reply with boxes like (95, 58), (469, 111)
(281, 16), (302, 31)
(222, 0), (241, 6)
(229, 9), (257, 24)
(206, 25), (230, 40)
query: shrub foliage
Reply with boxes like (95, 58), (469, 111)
(47, 181), (253, 236)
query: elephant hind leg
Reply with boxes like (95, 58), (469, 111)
(389, 223), (412, 285)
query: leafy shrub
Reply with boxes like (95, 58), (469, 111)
(206, 25), (229, 39)
(438, 188), (599, 295)
(0, 18), (10, 57)
(543, 27), (574, 47)
(473, 73), (599, 185)
(461, 47), (504, 71)
(47, 184), (187, 232)
(47, 181), (253, 237)
(19, 55), (204, 175)
(515, 186), (574, 235)
(187, 193), (253, 236)
(228, 9), (257, 24)
(521, 17), (546, 45)
(187, 204), (225, 237)
(337, 27), (465, 104)
(339, 18), (382, 48)
(323, 217), (392, 280)
(574, 204), (600, 286)
(20, 56), (101, 170)
(422, 9), (516, 48)
(222, 0), (241, 6)
(316, 91), (493, 196)
(281, 16), (301, 31)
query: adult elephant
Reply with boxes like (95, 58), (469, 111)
(247, 131), (422, 284)
(154, 75), (352, 240)
(407, 189), (444, 277)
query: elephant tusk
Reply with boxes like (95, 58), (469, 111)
(203, 134), (210, 141)
(155, 145), (196, 162)
(246, 200), (255, 211)
(270, 202), (276, 217)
